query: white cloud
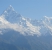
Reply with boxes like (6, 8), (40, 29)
(0, 15), (25, 34)
(0, 15), (41, 36)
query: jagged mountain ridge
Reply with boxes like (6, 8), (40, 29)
(0, 5), (52, 50)
(0, 5), (52, 36)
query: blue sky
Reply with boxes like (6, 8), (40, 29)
(0, 0), (52, 20)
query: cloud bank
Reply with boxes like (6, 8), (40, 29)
(0, 15), (40, 36)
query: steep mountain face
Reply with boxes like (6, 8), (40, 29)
(2, 5), (22, 23)
(0, 5), (52, 50)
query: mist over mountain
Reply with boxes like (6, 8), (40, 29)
(0, 5), (52, 50)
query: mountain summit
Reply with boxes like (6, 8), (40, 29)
(2, 5), (22, 23)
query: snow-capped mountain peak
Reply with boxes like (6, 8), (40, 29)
(1, 5), (23, 23)
(0, 5), (41, 36)
(0, 5), (52, 36)
(4, 5), (15, 12)
(9, 5), (14, 10)
(3, 5), (15, 14)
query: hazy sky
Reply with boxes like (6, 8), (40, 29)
(0, 0), (52, 20)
